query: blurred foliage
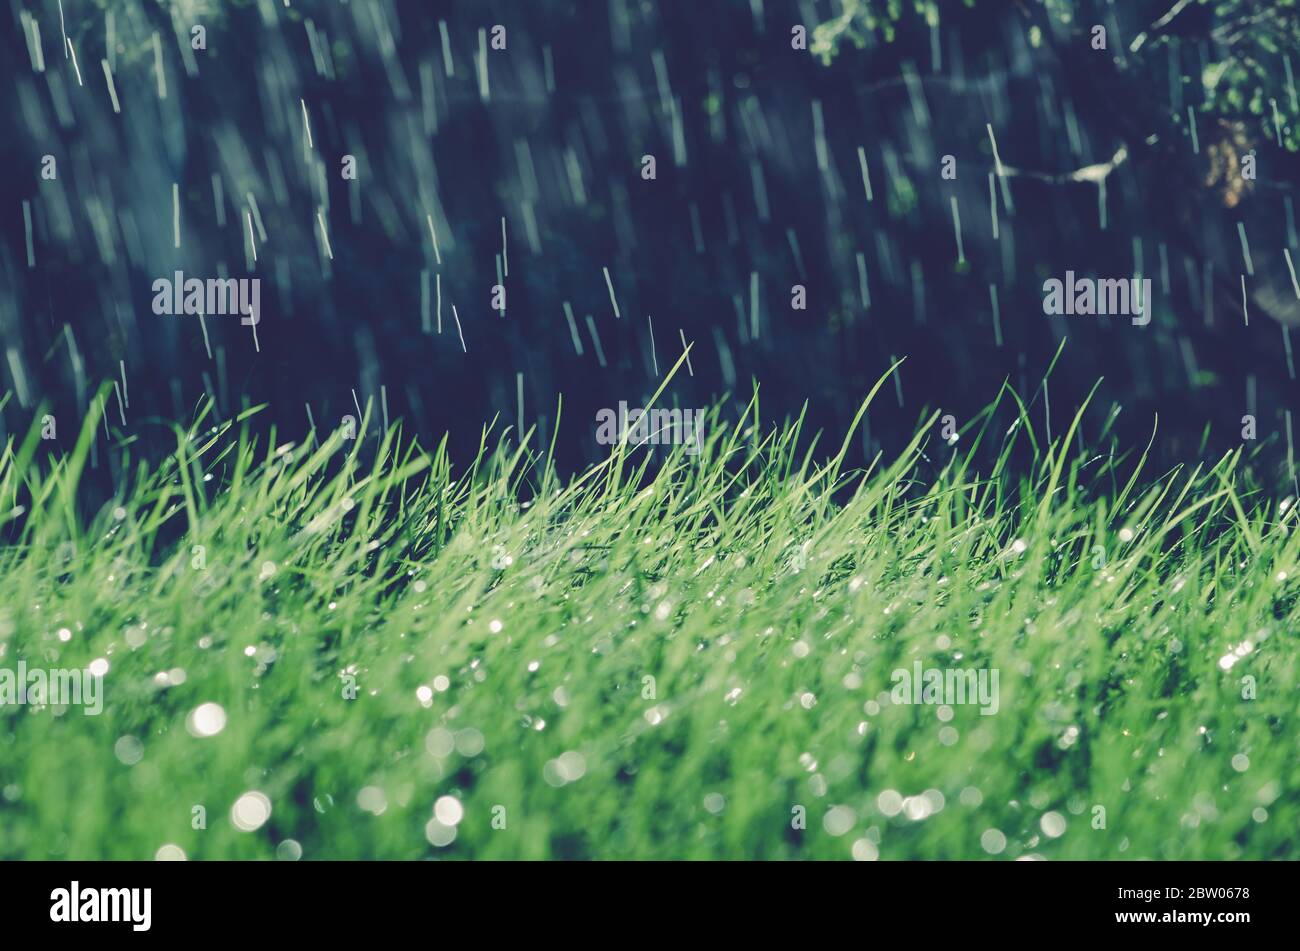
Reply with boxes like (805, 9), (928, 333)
(813, 0), (966, 61)
(814, 0), (1299, 152)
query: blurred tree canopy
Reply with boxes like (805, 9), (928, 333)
(815, 0), (1299, 165)
(5, 0), (1299, 485)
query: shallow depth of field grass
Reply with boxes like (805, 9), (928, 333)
(0, 366), (1296, 860)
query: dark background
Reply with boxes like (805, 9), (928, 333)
(2, 0), (1298, 481)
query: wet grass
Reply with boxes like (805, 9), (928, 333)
(0, 362), (1296, 859)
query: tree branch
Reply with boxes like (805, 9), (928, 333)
(1001, 146), (1129, 184)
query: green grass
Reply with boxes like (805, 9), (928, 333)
(0, 363), (1296, 860)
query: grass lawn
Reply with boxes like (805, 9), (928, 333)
(0, 367), (1295, 860)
